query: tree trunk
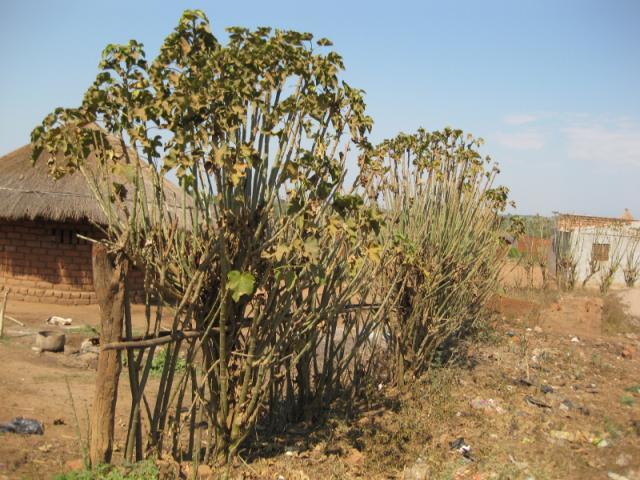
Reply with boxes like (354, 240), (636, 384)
(90, 243), (128, 466)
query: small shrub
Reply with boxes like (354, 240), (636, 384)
(372, 128), (510, 385)
(553, 231), (580, 291)
(599, 243), (623, 294)
(582, 230), (607, 288)
(601, 294), (632, 334)
(623, 236), (640, 287)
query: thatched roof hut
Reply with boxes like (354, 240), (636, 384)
(0, 142), (185, 305)
(0, 143), (184, 224)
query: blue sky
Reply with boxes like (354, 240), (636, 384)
(1, 0), (639, 216)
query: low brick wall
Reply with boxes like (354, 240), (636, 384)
(0, 220), (144, 305)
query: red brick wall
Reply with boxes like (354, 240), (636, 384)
(0, 220), (144, 305)
(516, 236), (552, 258)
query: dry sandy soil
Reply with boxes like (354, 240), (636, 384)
(0, 301), (161, 479)
(230, 290), (640, 480)
(0, 288), (639, 479)
(499, 261), (548, 290)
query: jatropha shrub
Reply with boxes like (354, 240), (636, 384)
(623, 236), (640, 287)
(554, 230), (580, 291)
(32, 9), (387, 467)
(366, 128), (511, 385)
(31, 9), (510, 470)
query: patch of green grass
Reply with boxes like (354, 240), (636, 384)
(121, 346), (187, 375)
(621, 396), (636, 406)
(507, 246), (521, 259)
(54, 461), (158, 480)
(150, 347), (186, 377)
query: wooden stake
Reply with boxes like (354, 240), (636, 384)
(89, 244), (128, 467)
(0, 289), (9, 338)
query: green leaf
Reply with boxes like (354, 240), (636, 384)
(227, 270), (255, 302)
(276, 269), (297, 289)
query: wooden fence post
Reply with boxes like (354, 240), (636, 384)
(89, 243), (128, 466)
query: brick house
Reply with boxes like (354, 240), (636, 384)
(0, 143), (176, 305)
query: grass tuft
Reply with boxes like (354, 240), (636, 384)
(53, 461), (159, 480)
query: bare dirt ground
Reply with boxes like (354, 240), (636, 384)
(499, 261), (547, 290)
(228, 290), (640, 480)
(0, 287), (639, 479)
(618, 289), (640, 319)
(0, 301), (160, 480)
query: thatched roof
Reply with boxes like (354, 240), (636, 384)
(0, 143), (185, 224)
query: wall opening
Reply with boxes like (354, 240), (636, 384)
(591, 243), (610, 262)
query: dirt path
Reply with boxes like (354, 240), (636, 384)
(0, 301), (162, 479)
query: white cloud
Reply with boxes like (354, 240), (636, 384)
(494, 131), (545, 150)
(503, 113), (540, 125)
(564, 122), (640, 165)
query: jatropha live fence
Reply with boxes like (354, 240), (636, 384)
(31, 9), (511, 473)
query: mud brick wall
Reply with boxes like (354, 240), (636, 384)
(0, 220), (145, 305)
